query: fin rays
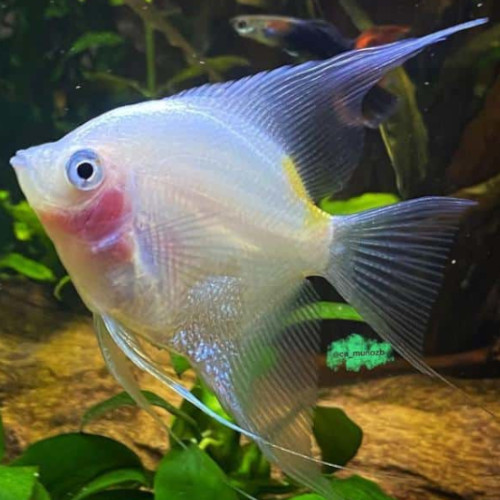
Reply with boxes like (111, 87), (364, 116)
(327, 197), (477, 372)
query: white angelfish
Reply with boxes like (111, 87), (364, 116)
(10, 19), (487, 500)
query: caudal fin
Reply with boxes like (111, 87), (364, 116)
(324, 197), (475, 378)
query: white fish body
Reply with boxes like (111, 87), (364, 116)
(11, 19), (487, 499)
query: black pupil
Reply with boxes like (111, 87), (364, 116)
(76, 162), (94, 180)
(237, 21), (247, 29)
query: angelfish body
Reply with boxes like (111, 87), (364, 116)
(11, 20), (486, 500)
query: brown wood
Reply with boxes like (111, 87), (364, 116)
(319, 346), (500, 387)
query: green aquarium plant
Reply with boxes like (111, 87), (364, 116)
(339, 0), (430, 198)
(0, 191), (62, 283)
(0, 383), (397, 500)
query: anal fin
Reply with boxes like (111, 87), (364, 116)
(170, 276), (340, 499)
(94, 314), (171, 436)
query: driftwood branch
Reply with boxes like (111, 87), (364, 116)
(318, 346), (499, 386)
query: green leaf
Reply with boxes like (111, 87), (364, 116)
(0, 193), (58, 277)
(292, 476), (396, 500)
(291, 495), (324, 500)
(320, 193), (400, 215)
(170, 384), (239, 468)
(31, 483), (51, 500)
(290, 302), (364, 324)
(228, 443), (274, 498)
(165, 56), (250, 90)
(231, 442), (270, 480)
(13, 221), (32, 241)
(0, 413), (5, 462)
(379, 68), (429, 197)
(0, 195), (48, 244)
(0, 253), (55, 282)
(338, 0), (372, 30)
(206, 56), (250, 73)
(13, 433), (143, 500)
(0, 466), (39, 500)
(315, 302), (364, 322)
(331, 475), (396, 500)
(82, 71), (150, 98)
(82, 492), (153, 500)
(169, 352), (191, 377)
(339, 0), (429, 197)
(69, 32), (124, 57)
(80, 391), (198, 434)
(476, 46), (500, 70)
(71, 469), (150, 500)
(44, 0), (70, 19)
(53, 275), (71, 301)
(154, 445), (238, 500)
(313, 407), (363, 469)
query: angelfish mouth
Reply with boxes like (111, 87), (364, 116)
(10, 150), (29, 170)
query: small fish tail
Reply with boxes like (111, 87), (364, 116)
(323, 197), (476, 378)
(361, 85), (398, 129)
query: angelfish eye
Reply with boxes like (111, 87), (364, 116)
(65, 149), (103, 191)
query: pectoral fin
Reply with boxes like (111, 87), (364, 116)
(94, 314), (171, 436)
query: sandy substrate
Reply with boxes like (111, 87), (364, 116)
(0, 280), (498, 499)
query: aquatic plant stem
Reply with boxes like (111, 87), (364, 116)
(144, 22), (156, 95)
(123, 0), (221, 83)
(339, 0), (372, 31)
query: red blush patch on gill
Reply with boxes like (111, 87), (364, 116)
(40, 188), (133, 262)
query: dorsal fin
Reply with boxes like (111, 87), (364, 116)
(173, 19), (487, 201)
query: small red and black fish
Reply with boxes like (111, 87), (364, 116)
(231, 15), (410, 128)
